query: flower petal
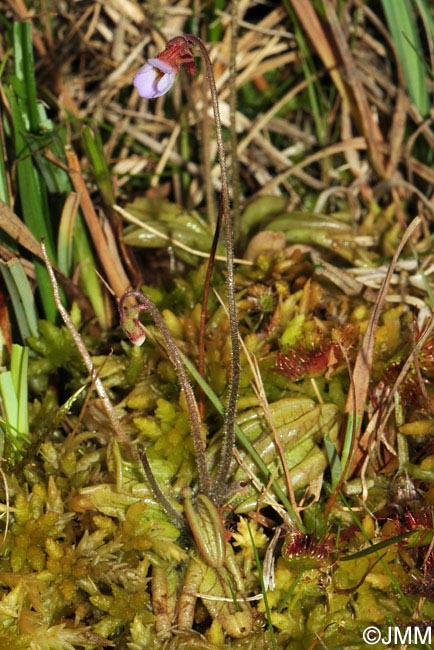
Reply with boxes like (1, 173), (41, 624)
(155, 71), (176, 96)
(147, 58), (173, 74)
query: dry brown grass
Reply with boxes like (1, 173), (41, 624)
(0, 2), (426, 208)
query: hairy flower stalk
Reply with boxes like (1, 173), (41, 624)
(186, 36), (240, 500)
(133, 36), (240, 503)
(119, 291), (211, 496)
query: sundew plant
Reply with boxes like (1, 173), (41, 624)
(0, 4), (434, 650)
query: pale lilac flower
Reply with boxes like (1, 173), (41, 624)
(134, 58), (176, 99)
(133, 36), (197, 99)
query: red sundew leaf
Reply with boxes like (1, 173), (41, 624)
(276, 323), (357, 382)
(418, 330), (434, 378)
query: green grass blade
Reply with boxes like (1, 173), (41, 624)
(0, 263), (30, 342)
(13, 22), (39, 131)
(207, 0), (225, 42)
(340, 494), (413, 613)
(339, 530), (414, 561)
(247, 520), (277, 650)
(277, 571), (304, 613)
(0, 373), (18, 433)
(7, 22), (107, 327)
(82, 126), (115, 207)
(80, 127), (122, 325)
(57, 193), (79, 276)
(381, 0), (430, 115)
(0, 144), (9, 205)
(72, 221), (109, 329)
(0, 343), (30, 460)
(414, 0), (434, 64)
(283, 0), (328, 145)
(0, 89), (10, 204)
(54, 146), (109, 325)
(323, 433), (341, 489)
(10, 343), (28, 435)
(6, 23), (58, 320)
(14, 82), (107, 326)
(0, 259), (39, 340)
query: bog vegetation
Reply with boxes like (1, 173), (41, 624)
(0, 1), (433, 649)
